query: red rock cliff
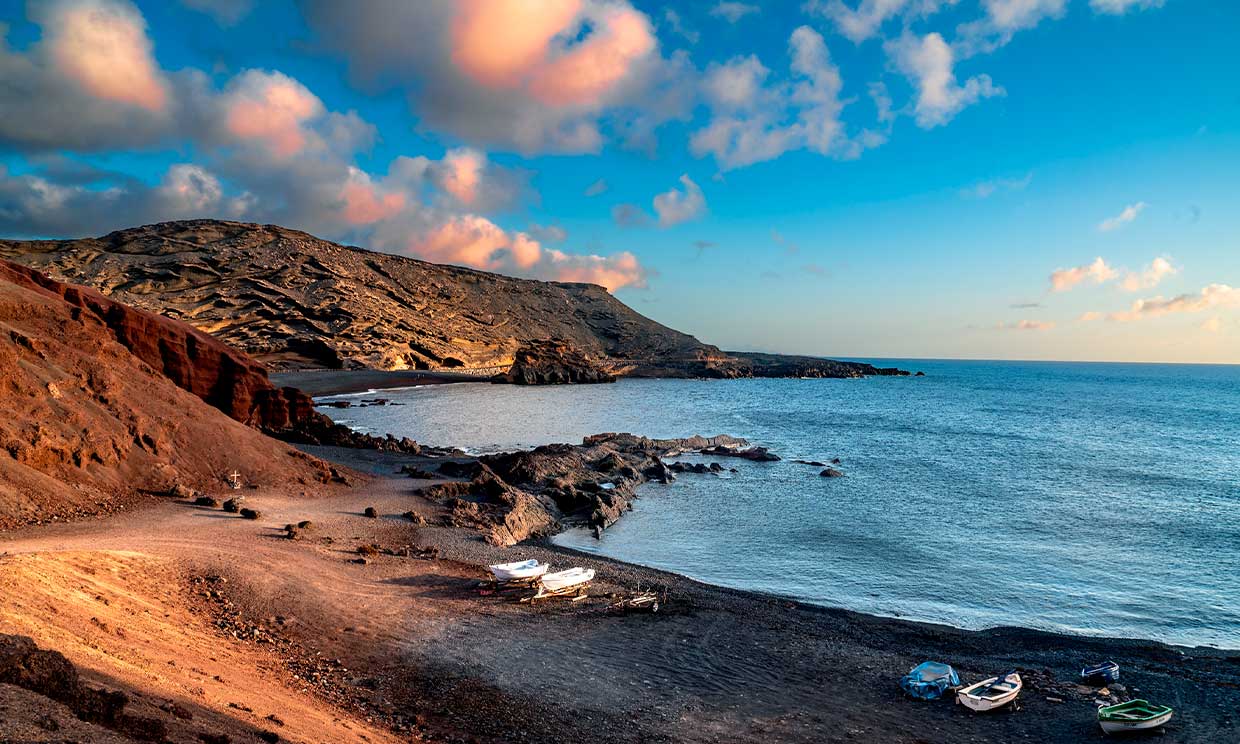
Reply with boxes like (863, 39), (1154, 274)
(0, 259), (315, 431)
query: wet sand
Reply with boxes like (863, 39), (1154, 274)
(4, 444), (1235, 743)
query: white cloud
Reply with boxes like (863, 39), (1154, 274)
(1118, 256), (1177, 291)
(961, 172), (1032, 198)
(955, 0), (1067, 56)
(584, 178), (609, 196)
(691, 26), (873, 170)
(886, 32), (1003, 128)
(1050, 257), (1117, 292)
(1098, 201), (1147, 231)
(1090, 0), (1165, 15)
(653, 174), (707, 227)
(808, 0), (957, 44)
(710, 2), (761, 22)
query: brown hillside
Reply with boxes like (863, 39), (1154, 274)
(0, 260), (336, 531)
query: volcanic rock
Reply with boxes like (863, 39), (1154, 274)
(820, 468), (845, 477)
(492, 340), (616, 385)
(701, 445), (780, 462)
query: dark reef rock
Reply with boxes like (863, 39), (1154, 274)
(820, 468), (845, 478)
(492, 340), (616, 385)
(412, 433), (759, 546)
(701, 445), (780, 462)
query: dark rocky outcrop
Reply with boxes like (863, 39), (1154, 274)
(1, 220), (909, 381)
(412, 433), (755, 545)
(491, 340), (616, 385)
(820, 467), (845, 478)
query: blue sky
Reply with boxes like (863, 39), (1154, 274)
(0, 0), (1236, 362)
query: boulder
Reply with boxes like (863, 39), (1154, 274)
(239, 508), (261, 519)
(363, 506), (378, 518)
(820, 468), (845, 478)
(194, 496), (221, 508)
(222, 498), (242, 513)
(701, 445), (780, 462)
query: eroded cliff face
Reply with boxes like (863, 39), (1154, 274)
(0, 260), (338, 530)
(0, 220), (905, 380)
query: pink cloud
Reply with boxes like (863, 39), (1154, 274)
(1049, 256), (1117, 292)
(1106, 284), (1240, 322)
(996, 319), (1055, 331)
(339, 168), (405, 225)
(450, 0), (655, 108)
(545, 249), (647, 291)
(222, 70), (324, 158)
(1118, 256), (1177, 291)
(509, 233), (543, 269)
(46, 0), (168, 111)
(438, 148), (486, 205)
(529, 5), (656, 106)
(408, 214), (512, 269)
(452, 0), (582, 88)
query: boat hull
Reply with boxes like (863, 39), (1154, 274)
(1099, 710), (1172, 734)
(956, 674), (1021, 712)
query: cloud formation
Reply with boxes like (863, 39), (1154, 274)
(300, 0), (677, 155)
(961, 172), (1032, 199)
(1050, 257), (1117, 292)
(710, 2), (760, 23)
(1090, 0), (1165, 14)
(997, 319), (1055, 331)
(653, 175), (707, 227)
(1096, 284), (1240, 322)
(809, 0), (955, 44)
(886, 32), (1003, 128)
(1098, 201), (1147, 231)
(1118, 256), (1177, 291)
(691, 26), (875, 169)
(956, 0), (1068, 56)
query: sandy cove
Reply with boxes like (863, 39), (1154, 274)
(2, 443), (1237, 744)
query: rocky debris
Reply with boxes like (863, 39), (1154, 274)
(239, 508), (261, 520)
(793, 460), (826, 467)
(194, 496), (222, 508)
(701, 445), (780, 462)
(413, 433), (764, 544)
(492, 339), (616, 385)
(1, 220), (909, 380)
(402, 511), (427, 525)
(318, 401), (352, 409)
(363, 506), (378, 518)
(915, 371), (926, 376)
(356, 544), (380, 557)
(222, 498), (242, 514)
(399, 465), (439, 479)
(167, 484), (203, 500)
(0, 633), (167, 741)
(820, 468), (845, 478)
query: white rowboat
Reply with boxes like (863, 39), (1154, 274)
(956, 672), (1022, 712)
(541, 567), (595, 592)
(489, 559), (548, 581)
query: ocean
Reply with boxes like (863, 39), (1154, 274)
(322, 360), (1240, 649)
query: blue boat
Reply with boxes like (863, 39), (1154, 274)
(1081, 660), (1120, 684)
(899, 661), (960, 700)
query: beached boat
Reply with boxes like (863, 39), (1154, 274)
(899, 661), (959, 700)
(1081, 660), (1120, 684)
(1097, 699), (1173, 734)
(956, 671), (1021, 712)
(541, 567), (595, 592)
(489, 559), (548, 581)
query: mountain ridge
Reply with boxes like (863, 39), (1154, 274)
(0, 220), (907, 380)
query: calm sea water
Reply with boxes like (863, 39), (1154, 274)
(323, 360), (1240, 648)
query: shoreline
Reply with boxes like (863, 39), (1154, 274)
(2, 444), (1236, 743)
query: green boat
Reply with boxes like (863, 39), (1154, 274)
(1097, 699), (1173, 735)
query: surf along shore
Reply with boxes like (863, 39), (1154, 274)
(5, 376), (1236, 743)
